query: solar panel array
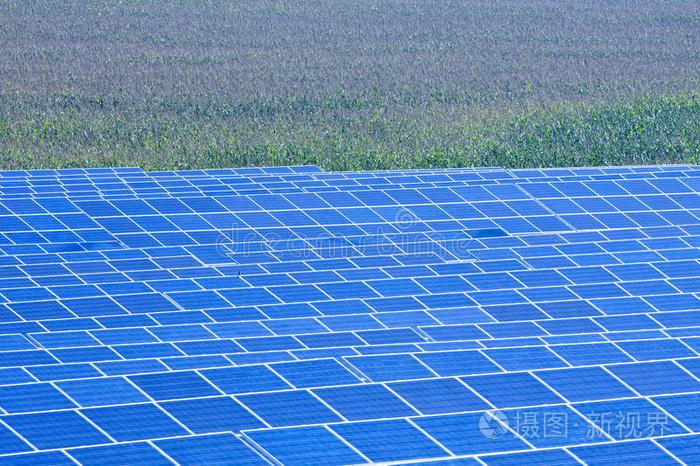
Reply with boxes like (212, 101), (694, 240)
(0, 164), (699, 464)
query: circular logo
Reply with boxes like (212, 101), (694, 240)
(394, 208), (418, 231)
(479, 411), (509, 439)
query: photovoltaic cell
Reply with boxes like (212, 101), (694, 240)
(1, 164), (700, 462)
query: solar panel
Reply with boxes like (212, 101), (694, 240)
(0, 164), (699, 462)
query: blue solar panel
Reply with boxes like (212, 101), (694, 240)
(389, 378), (489, 415)
(330, 418), (449, 462)
(161, 396), (265, 434)
(82, 403), (188, 441)
(573, 398), (687, 439)
(570, 440), (678, 465)
(246, 426), (365, 465)
(462, 372), (563, 408)
(4, 411), (109, 450)
(67, 442), (172, 466)
(237, 390), (342, 427)
(0, 164), (699, 463)
(0, 382), (76, 412)
(415, 412), (529, 455)
(156, 434), (268, 465)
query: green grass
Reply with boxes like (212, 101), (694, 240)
(1, 94), (697, 171)
(0, 0), (698, 171)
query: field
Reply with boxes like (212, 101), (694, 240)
(0, 0), (698, 171)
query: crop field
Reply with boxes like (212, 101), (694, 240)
(0, 0), (698, 171)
